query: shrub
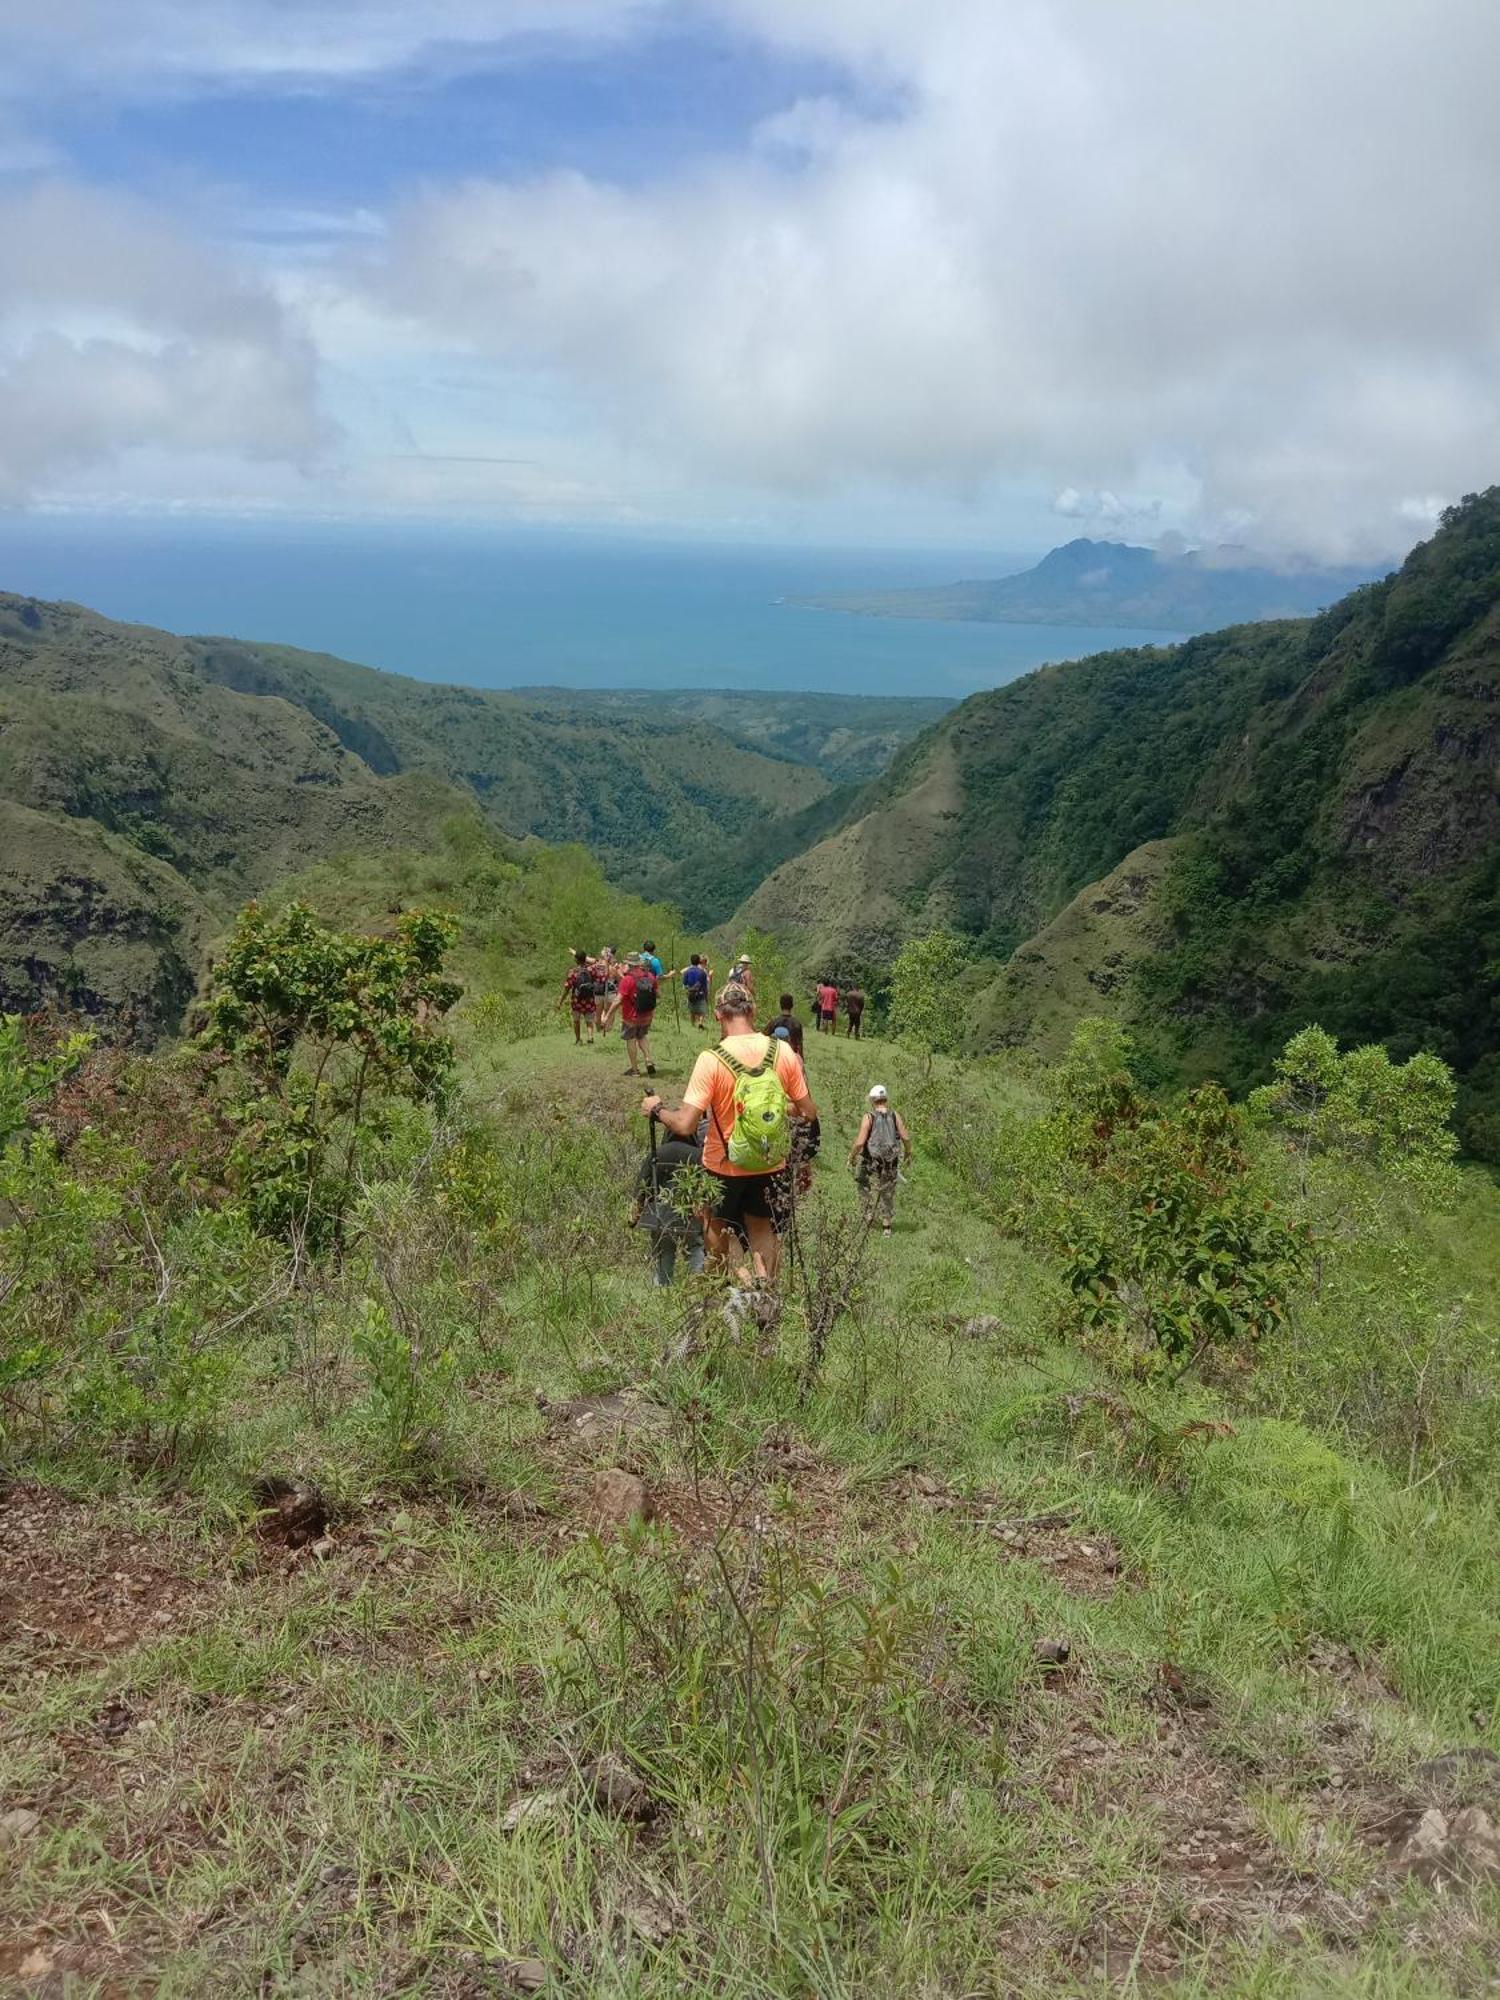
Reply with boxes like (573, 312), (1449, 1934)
(888, 932), (971, 1066)
(200, 902), (461, 1243)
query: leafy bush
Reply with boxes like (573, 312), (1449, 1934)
(889, 932), (971, 1065)
(1248, 1024), (1457, 1199)
(0, 1013), (91, 1150)
(200, 902), (461, 1243)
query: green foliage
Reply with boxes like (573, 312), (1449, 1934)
(735, 925), (791, 1014)
(0, 1013), (92, 1150)
(1057, 1071), (1308, 1376)
(352, 1292), (456, 1472)
(1249, 1025), (1458, 1197)
(200, 901), (461, 1242)
(889, 931), (971, 1061)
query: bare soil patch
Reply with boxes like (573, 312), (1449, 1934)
(0, 1484), (212, 1671)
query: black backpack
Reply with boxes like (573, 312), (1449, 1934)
(634, 971), (658, 1015)
(574, 972), (596, 1002)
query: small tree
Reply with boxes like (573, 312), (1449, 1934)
(888, 932), (971, 1068)
(1059, 1074), (1308, 1379)
(735, 926), (790, 1013)
(1248, 1025), (1457, 1201)
(200, 903), (460, 1243)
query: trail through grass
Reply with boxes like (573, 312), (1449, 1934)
(3, 1008), (1498, 1996)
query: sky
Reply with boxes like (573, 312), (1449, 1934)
(1, 0), (1498, 558)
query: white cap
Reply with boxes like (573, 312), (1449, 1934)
(869, 1084), (888, 1100)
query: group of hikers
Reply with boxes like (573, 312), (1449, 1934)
(558, 942), (718, 1074)
(631, 983), (911, 1291)
(557, 942), (910, 1287)
(812, 978), (865, 1037)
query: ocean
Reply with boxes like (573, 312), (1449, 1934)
(0, 517), (1180, 700)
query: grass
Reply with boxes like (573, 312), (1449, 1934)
(3, 1009), (1499, 1996)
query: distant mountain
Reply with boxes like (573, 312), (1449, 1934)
(800, 537), (1386, 633)
(0, 594), (943, 1027)
(738, 490), (1500, 1153)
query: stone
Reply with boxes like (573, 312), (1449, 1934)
(0, 1807), (40, 1838)
(501, 1789), (569, 1833)
(583, 1469), (654, 1533)
(960, 1315), (1007, 1340)
(1397, 1806), (1452, 1879)
(1447, 1806), (1500, 1881)
(1034, 1638), (1071, 1669)
(582, 1752), (653, 1820)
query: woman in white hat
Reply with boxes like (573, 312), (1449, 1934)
(847, 1084), (911, 1236)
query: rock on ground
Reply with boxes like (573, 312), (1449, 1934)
(583, 1469), (654, 1533)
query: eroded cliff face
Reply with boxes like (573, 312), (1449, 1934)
(0, 801), (214, 1035)
(1334, 616), (1500, 889)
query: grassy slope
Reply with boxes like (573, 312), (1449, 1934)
(5, 996), (1498, 1996)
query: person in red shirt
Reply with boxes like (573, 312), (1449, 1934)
(815, 979), (839, 1034)
(601, 953), (658, 1077)
(643, 981), (817, 1280)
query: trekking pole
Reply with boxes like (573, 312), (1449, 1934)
(669, 932), (682, 1034)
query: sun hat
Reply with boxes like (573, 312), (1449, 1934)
(869, 1084), (888, 1100)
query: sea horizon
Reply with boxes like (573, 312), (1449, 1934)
(0, 515), (1183, 701)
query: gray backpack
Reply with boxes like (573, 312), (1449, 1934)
(865, 1108), (901, 1164)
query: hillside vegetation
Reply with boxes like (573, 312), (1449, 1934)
(0, 593), (939, 1026)
(3, 832), (1498, 1996)
(743, 491), (1500, 1152)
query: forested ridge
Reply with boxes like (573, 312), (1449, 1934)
(741, 490), (1500, 1152)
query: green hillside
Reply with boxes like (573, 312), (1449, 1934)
(738, 491), (1500, 1149)
(0, 594), (941, 1025)
(508, 686), (953, 786)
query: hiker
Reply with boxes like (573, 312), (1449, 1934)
(815, 977), (839, 1034)
(674, 952), (712, 1031)
(848, 1084), (911, 1237)
(640, 940), (665, 979)
(642, 980), (818, 1283)
(843, 985), (865, 1040)
(601, 952), (659, 1077)
(727, 954), (755, 1003)
(631, 1116), (706, 1285)
(764, 991), (805, 1056)
(558, 948), (598, 1046)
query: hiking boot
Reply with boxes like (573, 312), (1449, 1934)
(646, 1064), (657, 1076)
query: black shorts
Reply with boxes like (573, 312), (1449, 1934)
(708, 1167), (793, 1239)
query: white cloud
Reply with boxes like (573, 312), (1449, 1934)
(362, 0), (1500, 555)
(3, 2), (1499, 550)
(0, 184), (327, 503)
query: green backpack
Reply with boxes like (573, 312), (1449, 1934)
(714, 1042), (792, 1171)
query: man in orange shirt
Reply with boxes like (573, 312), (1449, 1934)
(642, 980), (818, 1281)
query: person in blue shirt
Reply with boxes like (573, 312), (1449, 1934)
(669, 952), (713, 1030)
(640, 940), (665, 979)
